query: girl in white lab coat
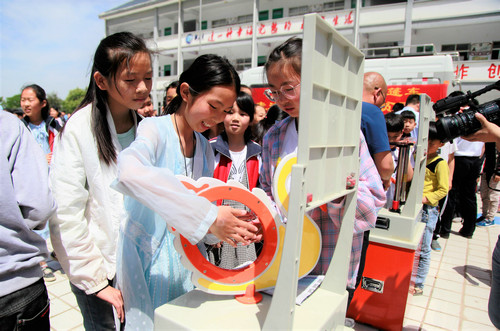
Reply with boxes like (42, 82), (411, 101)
(49, 32), (152, 329)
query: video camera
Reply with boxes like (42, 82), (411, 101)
(434, 80), (500, 143)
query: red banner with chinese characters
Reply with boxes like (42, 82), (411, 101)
(454, 61), (500, 81)
(381, 83), (449, 114)
(251, 87), (274, 111)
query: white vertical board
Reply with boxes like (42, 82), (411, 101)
(299, 14), (364, 209)
(263, 13), (364, 330)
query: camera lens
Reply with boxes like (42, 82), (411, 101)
(435, 100), (500, 142)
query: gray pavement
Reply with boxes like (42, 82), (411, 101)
(45, 199), (499, 330)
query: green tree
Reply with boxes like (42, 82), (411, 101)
(47, 92), (63, 110)
(4, 94), (21, 109)
(62, 88), (86, 113)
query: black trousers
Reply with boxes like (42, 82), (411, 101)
(346, 230), (370, 309)
(489, 235), (500, 328)
(439, 156), (482, 237)
(0, 278), (50, 331)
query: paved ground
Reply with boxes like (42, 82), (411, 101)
(45, 206), (499, 330)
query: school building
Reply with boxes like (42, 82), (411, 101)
(99, 0), (500, 108)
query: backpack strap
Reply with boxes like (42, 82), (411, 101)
(427, 157), (445, 173)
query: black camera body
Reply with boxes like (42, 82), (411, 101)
(434, 80), (500, 143)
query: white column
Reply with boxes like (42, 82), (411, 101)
(199, 0), (203, 53)
(404, 0), (414, 54)
(354, 0), (361, 48)
(153, 8), (159, 113)
(251, 0), (259, 68)
(177, 0), (184, 76)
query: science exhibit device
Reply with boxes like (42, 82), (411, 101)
(154, 13), (365, 330)
(347, 94), (431, 331)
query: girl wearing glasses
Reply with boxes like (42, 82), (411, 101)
(112, 54), (260, 329)
(260, 37), (386, 309)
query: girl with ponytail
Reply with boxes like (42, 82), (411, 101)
(113, 54), (261, 329)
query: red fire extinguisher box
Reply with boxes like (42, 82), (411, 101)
(347, 223), (424, 331)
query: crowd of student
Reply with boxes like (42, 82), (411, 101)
(1, 30), (498, 330)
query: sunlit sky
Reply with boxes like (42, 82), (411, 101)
(0, 0), (127, 100)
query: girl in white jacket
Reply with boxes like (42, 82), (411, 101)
(49, 32), (152, 330)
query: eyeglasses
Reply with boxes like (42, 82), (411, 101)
(264, 83), (301, 102)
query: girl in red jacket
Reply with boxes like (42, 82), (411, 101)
(210, 92), (262, 269)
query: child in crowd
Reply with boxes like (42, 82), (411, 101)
(260, 37), (386, 308)
(210, 92), (262, 269)
(401, 110), (417, 140)
(414, 122), (449, 295)
(240, 84), (253, 96)
(384, 112), (414, 209)
(431, 136), (456, 251)
(163, 80), (179, 111)
(112, 54), (260, 329)
(49, 32), (152, 329)
(252, 104), (288, 145)
(20, 84), (61, 165)
(253, 104), (267, 125)
(20, 84), (61, 282)
(137, 93), (156, 117)
(392, 102), (404, 112)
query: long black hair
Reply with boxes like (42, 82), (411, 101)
(163, 54), (240, 115)
(22, 84), (50, 121)
(61, 32), (151, 165)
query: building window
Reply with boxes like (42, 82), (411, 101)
(184, 20), (196, 33)
(201, 20), (207, 30)
(441, 44), (455, 52)
(364, 41), (399, 58)
(492, 41), (500, 60)
(258, 56), (267, 66)
(365, 0), (405, 6)
(289, 5), (310, 17)
(259, 10), (269, 21)
(236, 58), (252, 71)
(238, 14), (253, 24)
(164, 65), (171, 76)
(416, 45), (434, 53)
(351, 0), (366, 8)
(324, 1), (345, 11)
(272, 8), (284, 19)
(212, 18), (228, 28)
(164, 27), (172, 36)
(440, 43), (471, 60)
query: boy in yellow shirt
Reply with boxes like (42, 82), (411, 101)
(414, 122), (449, 295)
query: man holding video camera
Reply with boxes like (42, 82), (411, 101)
(462, 112), (500, 329)
(435, 91), (486, 240)
(434, 81), (500, 328)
